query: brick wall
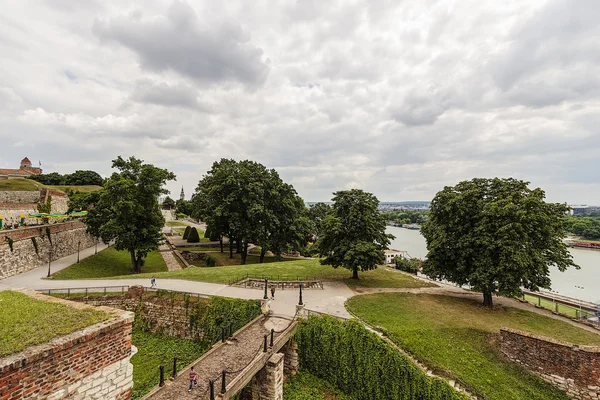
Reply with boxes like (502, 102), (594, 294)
(500, 328), (600, 399)
(0, 290), (134, 400)
(0, 222), (96, 280)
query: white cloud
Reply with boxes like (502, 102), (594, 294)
(1, 0), (600, 203)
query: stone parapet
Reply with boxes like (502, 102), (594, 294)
(251, 353), (284, 400)
(0, 290), (134, 400)
(500, 327), (600, 400)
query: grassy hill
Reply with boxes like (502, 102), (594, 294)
(0, 178), (102, 194)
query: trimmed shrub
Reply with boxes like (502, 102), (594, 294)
(182, 226), (191, 240)
(204, 255), (217, 267)
(187, 227), (200, 243)
(295, 315), (467, 400)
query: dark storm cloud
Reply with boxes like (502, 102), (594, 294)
(92, 1), (270, 86)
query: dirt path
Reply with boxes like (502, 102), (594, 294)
(147, 316), (290, 400)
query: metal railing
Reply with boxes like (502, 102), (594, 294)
(521, 292), (599, 325)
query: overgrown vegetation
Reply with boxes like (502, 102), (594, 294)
(347, 293), (600, 400)
(0, 291), (109, 357)
(295, 315), (467, 400)
(564, 214), (600, 240)
(283, 371), (356, 400)
(393, 256), (421, 274)
(37, 194), (52, 213)
(130, 296), (261, 399)
(382, 210), (429, 225)
(51, 247), (167, 279)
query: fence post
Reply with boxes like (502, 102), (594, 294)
(221, 327), (226, 343)
(67, 288), (70, 298)
(538, 296), (541, 307)
(209, 380), (215, 400)
(555, 303), (558, 313)
(263, 335), (267, 352)
(159, 365), (165, 387)
(104, 286), (107, 296)
(85, 288), (88, 297)
(172, 357), (177, 379)
(221, 370), (226, 393)
(270, 329), (274, 347)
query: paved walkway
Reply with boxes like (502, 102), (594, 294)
(158, 244), (182, 271)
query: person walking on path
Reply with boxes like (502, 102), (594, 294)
(270, 285), (276, 299)
(150, 277), (156, 288)
(188, 366), (198, 392)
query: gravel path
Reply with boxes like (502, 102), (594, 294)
(158, 245), (182, 271)
(147, 316), (290, 400)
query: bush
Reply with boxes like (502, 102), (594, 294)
(187, 227), (200, 243)
(394, 256), (421, 274)
(176, 212), (187, 220)
(295, 315), (467, 400)
(182, 226), (191, 240)
(204, 255), (216, 267)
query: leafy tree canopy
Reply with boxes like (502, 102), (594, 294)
(29, 170), (104, 186)
(317, 189), (394, 279)
(162, 196), (175, 210)
(85, 156), (175, 273)
(307, 202), (331, 241)
(421, 177), (577, 307)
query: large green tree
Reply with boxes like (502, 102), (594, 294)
(317, 189), (394, 279)
(64, 170), (104, 186)
(193, 159), (309, 264)
(307, 202), (331, 241)
(85, 156), (175, 273)
(421, 178), (577, 307)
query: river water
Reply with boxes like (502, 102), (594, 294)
(387, 226), (600, 304)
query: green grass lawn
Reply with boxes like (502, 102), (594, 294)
(523, 294), (584, 318)
(283, 371), (355, 400)
(0, 178), (42, 191)
(48, 185), (103, 193)
(51, 247), (167, 279)
(127, 258), (434, 289)
(0, 291), (109, 356)
(347, 293), (600, 400)
(165, 221), (187, 227)
(573, 238), (600, 244)
(131, 329), (208, 400)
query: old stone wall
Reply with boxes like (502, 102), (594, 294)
(250, 353), (284, 400)
(70, 289), (205, 340)
(500, 328), (600, 399)
(0, 204), (38, 226)
(0, 222), (96, 280)
(0, 291), (134, 400)
(0, 190), (41, 203)
(50, 193), (68, 213)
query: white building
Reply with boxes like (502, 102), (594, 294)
(384, 249), (408, 264)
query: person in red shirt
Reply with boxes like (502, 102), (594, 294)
(188, 366), (198, 392)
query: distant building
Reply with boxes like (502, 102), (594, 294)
(0, 157), (42, 180)
(569, 205), (590, 215)
(384, 249), (408, 264)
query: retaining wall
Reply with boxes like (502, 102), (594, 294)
(0, 290), (134, 400)
(0, 221), (95, 280)
(500, 328), (600, 399)
(0, 190), (41, 204)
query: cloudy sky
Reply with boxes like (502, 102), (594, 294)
(1, 0), (599, 203)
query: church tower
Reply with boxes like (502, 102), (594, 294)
(180, 187), (185, 201)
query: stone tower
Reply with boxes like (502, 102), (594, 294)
(180, 186), (185, 201)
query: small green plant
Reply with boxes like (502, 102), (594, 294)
(45, 226), (52, 245)
(182, 226), (191, 240)
(187, 227), (200, 243)
(5, 237), (14, 252)
(37, 195), (52, 213)
(204, 255), (216, 267)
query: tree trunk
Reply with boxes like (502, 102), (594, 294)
(219, 236), (223, 253)
(229, 239), (234, 259)
(260, 248), (266, 263)
(483, 291), (493, 308)
(236, 239), (242, 254)
(129, 250), (138, 273)
(352, 268), (359, 280)
(241, 242), (249, 265)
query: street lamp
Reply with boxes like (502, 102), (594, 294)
(77, 241), (81, 263)
(95, 237), (98, 255)
(298, 281), (303, 306)
(263, 277), (268, 300)
(47, 248), (53, 278)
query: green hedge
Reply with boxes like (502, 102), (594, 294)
(295, 316), (467, 400)
(187, 227), (200, 243)
(182, 226), (191, 240)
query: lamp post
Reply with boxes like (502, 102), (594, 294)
(47, 248), (53, 278)
(95, 237), (98, 255)
(263, 278), (268, 300)
(77, 241), (81, 263)
(298, 281), (303, 306)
